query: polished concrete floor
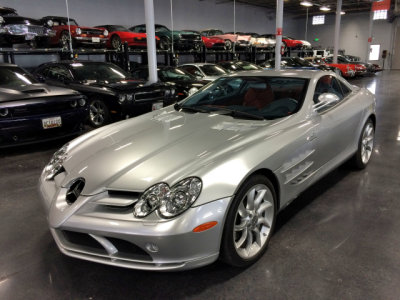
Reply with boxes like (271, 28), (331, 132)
(1, 71), (400, 300)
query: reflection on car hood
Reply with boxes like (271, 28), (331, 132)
(0, 83), (79, 102)
(61, 106), (280, 195)
(163, 80), (207, 89)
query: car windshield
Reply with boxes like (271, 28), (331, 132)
(158, 68), (195, 81)
(53, 19), (79, 26)
(107, 25), (129, 32)
(70, 63), (131, 83)
(0, 66), (38, 88)
(200, 65), (228, 76)
(214, 30), (224, 35)
(236, 62), (260, 70)
(178, 76), (309, 120)
(156, 26), (170, 33)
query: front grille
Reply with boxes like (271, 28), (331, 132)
(134, 90), (165, 102)
(27, 25), (47, 35)
(11, 96), (84, 117)
(81, 29), (103, 36)
(60, 230), (153, 261)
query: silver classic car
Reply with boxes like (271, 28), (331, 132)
(39, 69), (376, 271)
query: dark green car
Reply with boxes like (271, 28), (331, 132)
(130, 24), (202, 51)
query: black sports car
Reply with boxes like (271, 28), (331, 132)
(131, 65), (208, 100)
(0, 7), (54, 47)
(217, 61), (262, 73)
(0, 63), (87, 148)
(33, 61), (178, 127)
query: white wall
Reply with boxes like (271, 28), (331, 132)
(303, 12), (394, 66)
(0, 0), (299, 36)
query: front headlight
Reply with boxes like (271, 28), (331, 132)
(133, 177), (202, 219)
(104, 30), (108, 37)
(188, 87), (198, 96)
(76, 27), (82, 35)
(6, 24), (28, 35)
(44, 143), (69, 180)
(118, 94), (127, 103)
(47, 20), (54, 27)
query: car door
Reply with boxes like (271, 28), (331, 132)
(312, 75), (363, 167)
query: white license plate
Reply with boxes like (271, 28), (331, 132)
(92, 37), (100, 43)
(42, 116), (62, 129)
(152, 102), (163, 111)
(25, 34), (35, 41)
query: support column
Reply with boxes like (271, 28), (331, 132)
(275, 0), (284, 71)
(144, 0), (157, 84)
(333, 0), (342, 64)
(366, 9), (374, 62)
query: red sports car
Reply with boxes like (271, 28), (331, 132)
(96, 25), (160, 50)
(323, 56), (367, 77)
(282, 36), (312, 50)
(41, 16), (108, 48)
(186, 30), (225, 50)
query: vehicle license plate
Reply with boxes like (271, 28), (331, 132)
(25, 34), (35, 40)
(92, 37), (100, 43)
(152, 102), (163, 111)
(42, 116), (62, 129)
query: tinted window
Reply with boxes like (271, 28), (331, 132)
(314, 75), (344, 105)
(158, 68), (195, 81)
(180, 65), (203, 77)
(70, 63), (130, 82)
(44, 65), (73, 81)
(200, 65), (228, 76)
(0, 67), (38, 88)
(338, 80), (352, 96)
(181, 76), (309, 120)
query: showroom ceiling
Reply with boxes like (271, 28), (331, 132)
(218, 0), (379, 16)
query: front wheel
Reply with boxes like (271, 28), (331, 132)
(351, 119), (375, 169)
(111, 35), (122, 50)
(158, 37), (170, 51)
(220, 174), (276, 267)
(224, 39), (233, 51)
(89, 99), (110, 128)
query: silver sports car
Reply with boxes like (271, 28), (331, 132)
(39, 69), (376, 271)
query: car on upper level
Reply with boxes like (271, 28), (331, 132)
(41, 16), (108, 49)
(200, 29), (251, 50)
(94, 25), (159, 50)
(130, 24), (202, 51)
(0, 63), (87, 147)
(179, 63), (229, 82)
(245, 33), (276, 49)
(131, 65), (208, 100)
(0, 7), (54, 47)
(217, 60), (262, 73)
(33, 61), (177, 128)
(39, 69), (376, 271)
(189, 30), (226, 50)
(282, 36), (312, 50)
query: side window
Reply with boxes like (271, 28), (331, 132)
(45, 66), (73, 81)
(338, 80), (352, 97)
(180, 66), (202, 77)
(313, 75), (344, 105)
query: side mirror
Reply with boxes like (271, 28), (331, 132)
(313, 93), (340, 112)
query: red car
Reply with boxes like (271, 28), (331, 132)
(41, 16), (108, 48)
(96, 25), (160, 50)
(186, 30), (225, 50)
(323, 56), (367, 77)
(282, 36), (312, 50)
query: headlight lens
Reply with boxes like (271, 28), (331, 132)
(7, 24), (28, 35)
(76, 27), (82, 35)
(118, 94), (127, 103)
(104, 30), (108, 37)
(78, 98), (86, 106)
(44, 144), (69, 180)
(188, 87), (198, 96)
(133, 177), (202, 219)
(70, 100), (77, 108)
(47, 20), (54, 27)
(0, 107), (9, 117)
(126, 94), (133, 101)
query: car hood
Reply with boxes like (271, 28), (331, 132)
(84, 80), (146, 90)
(2, 15), (43, 25)
(61, 106), (279, 195)
(163, 79), (207, 89)
(0, 83), (79, 102)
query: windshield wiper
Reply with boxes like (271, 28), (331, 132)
(174, 103), (209, 113)
(212, 108), (265, 120)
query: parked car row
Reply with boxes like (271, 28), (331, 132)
(0, 50), (380, 148)
(0, 6), (313, 52)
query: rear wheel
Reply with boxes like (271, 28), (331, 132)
(351, 118), (375, 169)
(89, 99), (110, 128)
(59, 31), (71, 49)
(224, 39), (233, 51)
(111, 35), (122, 50)
(220, 174), (276, 267)
(158, 37), (170, 51)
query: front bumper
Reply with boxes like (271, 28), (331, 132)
(74, 36), (108, 46)
(39, 174), (231, 271)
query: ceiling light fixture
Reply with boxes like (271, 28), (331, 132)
(300, 1), (313, 7)
(320, 5), (330, 11)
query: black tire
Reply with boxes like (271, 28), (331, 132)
(193, 42), (202, 52)
(224, 39), (233, 51)
(59, 31), (71, 49)
(158, 37), (170, 51)
(111, 35), (122, 50)
(350, 118), (375, 169)
(89, 99), (110, 128)
(220, 174), (277, 267)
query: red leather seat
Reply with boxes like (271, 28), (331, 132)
(243, 86), (274, 109)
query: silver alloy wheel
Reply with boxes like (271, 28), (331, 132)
(111, 36), (121, 50)
(361, 122), (374, 164)
(233, 184), (274, 259)
(225, 40), (232, 50)
(89, 100), (107, 127)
